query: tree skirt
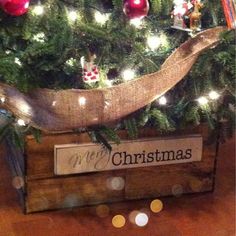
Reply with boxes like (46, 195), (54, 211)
(0, 27), (226, 132)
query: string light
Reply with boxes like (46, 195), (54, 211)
(135, 212), (149, 227)
(19, 102), (31, 114)
(32, 5), (44, 15)
(17, 119), (26, 126)
(130, 18), (143, 28)
(0, 97), (5, 103)
(78, 97), (86, 106)
(68, 10), (78, 22)
(33, 32), (45, 43)
(209, 91), (220, 100)
(197, 96), (208, 105)
(122, 69), (135, 81)
(66, 58), (76, 67)
(159, 33), (169, 48)
(14, 58), (22, 66)
(104, 80), (113, 87)
(158, 96), (167, 105)
(147, 35), (161, 51)
(94, 11), (109, 25)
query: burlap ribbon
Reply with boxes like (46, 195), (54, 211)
(0, 27), (226, 133)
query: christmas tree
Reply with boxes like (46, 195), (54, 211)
(0, 0), (235, 149)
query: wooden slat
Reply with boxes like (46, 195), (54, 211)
(26, 170), (126, 213)
(25, 124), (212, 180)
(125, 145), (216, 199)
(25, 143), (216, 213)
(21, 124), (218, 213)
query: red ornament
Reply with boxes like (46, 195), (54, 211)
(0, 0), (30, 16)
(123, 0), (149, 19)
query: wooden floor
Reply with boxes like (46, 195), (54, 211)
(0, 136), (235, 236)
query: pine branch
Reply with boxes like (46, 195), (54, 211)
(124, 118), (138, 139)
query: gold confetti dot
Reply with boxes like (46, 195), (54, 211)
(12, 176), (24, 189)
(129, 210), (139, 224)
(150, 199), (163, 213)
(96, 205), (110, 218)
(112, 215), (126, 228)
(190, 179), (203, 192)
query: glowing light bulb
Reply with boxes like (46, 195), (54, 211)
(17, 119), (26, 126)
(130, 18), (143, 28)
(147, 35), (161, 51)
(68, 10), (77, 22)
(32, 5), (44, 15)
(135, 213), (149, 227)
(197, 96), (208, 105)
(159, 33), (169, 48)
(14, 58), (22, 66)
(94, 11), (109, 25)
(209, 91), (220, 100)
(0, 97), (5, 103)
(33, 32), (45, 43)
(78, 97), (86, 106)
(105, 80), (113, 87)
(66, 58), (76, 67)
(158, 96), (167, 105)
(122, 69), (135, 81)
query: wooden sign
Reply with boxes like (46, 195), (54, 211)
(54, 135), (203, 176)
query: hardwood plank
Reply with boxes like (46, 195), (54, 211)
(26, 171), (126, 213)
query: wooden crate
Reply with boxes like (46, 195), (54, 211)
(5, 124), (219, 214)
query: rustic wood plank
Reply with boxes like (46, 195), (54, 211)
(25, 124), (211, 153)
(17, 123), (218, 213)
(25, 142), (216, 213)
(25, 170), (126, 213)
(125, 145), (216, 199)
(26, 142), (215, 180)
(25, 124), (212, 180)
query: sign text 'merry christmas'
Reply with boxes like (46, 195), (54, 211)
(54, 136), (203, 175)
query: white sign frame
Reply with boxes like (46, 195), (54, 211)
(54, 135), (203, 176)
